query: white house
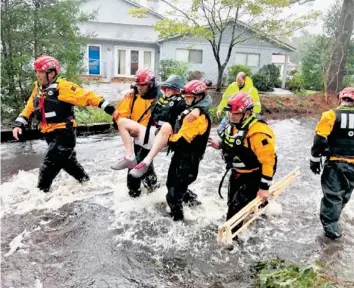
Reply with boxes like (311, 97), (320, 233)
(79, 0), (296, 87)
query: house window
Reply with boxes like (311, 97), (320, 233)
(88, 45), (101, 75)
(235, 53), (260, 67)
(176, 49), (203, 64)
(117, 50), (126, 75)
(144, 51), (152, 68)
(114, 47), (155, 77)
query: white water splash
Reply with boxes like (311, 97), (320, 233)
(4, 226), (40, 258)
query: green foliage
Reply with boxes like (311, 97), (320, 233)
(322, 1), (342, 38)
(286, 71), (305, 93)
(159, 60), (189, 82)
(1, 0), (94, 121)
(259, 64), (281, 88)
(187, 70), (205, 81)
(252, 73), (273, 92)
(208, 106), (220, 125)
(74, 107), (113, 124)
(251, 259), (336, 288)
(227, 65), (253, 85)
(300, 35), (331, 91)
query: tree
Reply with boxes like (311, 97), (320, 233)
(326, 0), (354, 95)
(301, 35), (332, 91)
(1, 0), (94, 121)
(130, 0), (319, 92)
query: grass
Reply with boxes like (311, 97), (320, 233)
(74, 107), (113, 124)
(251, 259), (353, 288)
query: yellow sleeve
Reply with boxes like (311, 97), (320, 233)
(169, 114), (208, 143)
(57, 79), (105, 107)
(314, 110), (336, 139)
(250, 87), (261, 114)
(115, 97), (133, 119)
(19, 87), (36, 119)
(217, 83), (237, 111)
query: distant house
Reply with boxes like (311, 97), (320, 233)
(79, 0), (296, 87)
(79, 0), (163, 81)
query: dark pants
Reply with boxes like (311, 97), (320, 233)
(166, 152), (201, 221)
(227, 170), (262, 232)
(320, 161), (354, 236)
(127, 143), (158, 197)
(37, 128), (89, 192)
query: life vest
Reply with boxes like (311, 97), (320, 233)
(221, 115), (263, 171)
(150, 94), (184, 128)
(33, 80), (74, 125)
(172, 106), (211, 158)
(328, 106), (354, 158)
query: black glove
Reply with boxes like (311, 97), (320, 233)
(310, 160), (321, 174)
(104, 104), (115, 115)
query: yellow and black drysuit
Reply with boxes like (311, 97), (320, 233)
(218, 115), (277, 231)
(13, 77), (116, 192)
(166, 101), (211, 221)
(116, 82), (212, 198)
(310, 106), (354, 239)
(115, 84), (162, 197)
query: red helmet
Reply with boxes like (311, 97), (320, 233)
(183, 80), (207, 96)
(34, 56), (61, 74)
(135, 68), (155, 85)
(225, 92), (253, 113)
(339, 87), (354, 102)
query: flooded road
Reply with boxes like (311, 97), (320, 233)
(1, 118), (354, 288)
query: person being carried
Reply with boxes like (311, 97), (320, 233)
(111, 70), (211, 198)
(129, 80), (212, 221)
(12, 55), (116, 193)
(216, 72), (261, 136)
(209, 92), (276, 232)
(310, 87), (354, 240)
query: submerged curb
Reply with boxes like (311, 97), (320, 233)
(1, 123), (114, 143)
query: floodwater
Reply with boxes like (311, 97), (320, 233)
(1, 118), (354, 288)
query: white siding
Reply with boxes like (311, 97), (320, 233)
(160, 37), (292, 83)
(80, 0), (161, 25)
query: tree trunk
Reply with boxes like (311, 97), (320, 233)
(326, 0), (354, 95)
(213, 65), (226, 106)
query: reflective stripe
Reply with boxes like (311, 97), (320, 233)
(47, 83), (58, 89)
(261, 178), (272, 184)
(349, 114), (354, 129)
(45, 111), (56, 118)
(15, 117), (28, 125)
(341, 113), (347, 129)
(232, 162), (246, 168)
(310, 156), (321, 162)
(100, 100), (109, 110)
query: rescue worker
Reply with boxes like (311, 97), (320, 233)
(130, 80), (212, 221)
(216, 72), (261, 136)
(310, 87), (354, 240)
(12, 55), (116, 192)
(112, 71), (211, 198)
(209, 92), (276, 232)
(111, 68), (161, 197)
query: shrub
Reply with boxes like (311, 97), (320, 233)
(187, 70), (204, 81)
(227, 65), (252, 84)
(258, 64), (281, 88)
(286, 71), (305, 93)
(159, 60), (189, 82)
(252, 73), (273, 92)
